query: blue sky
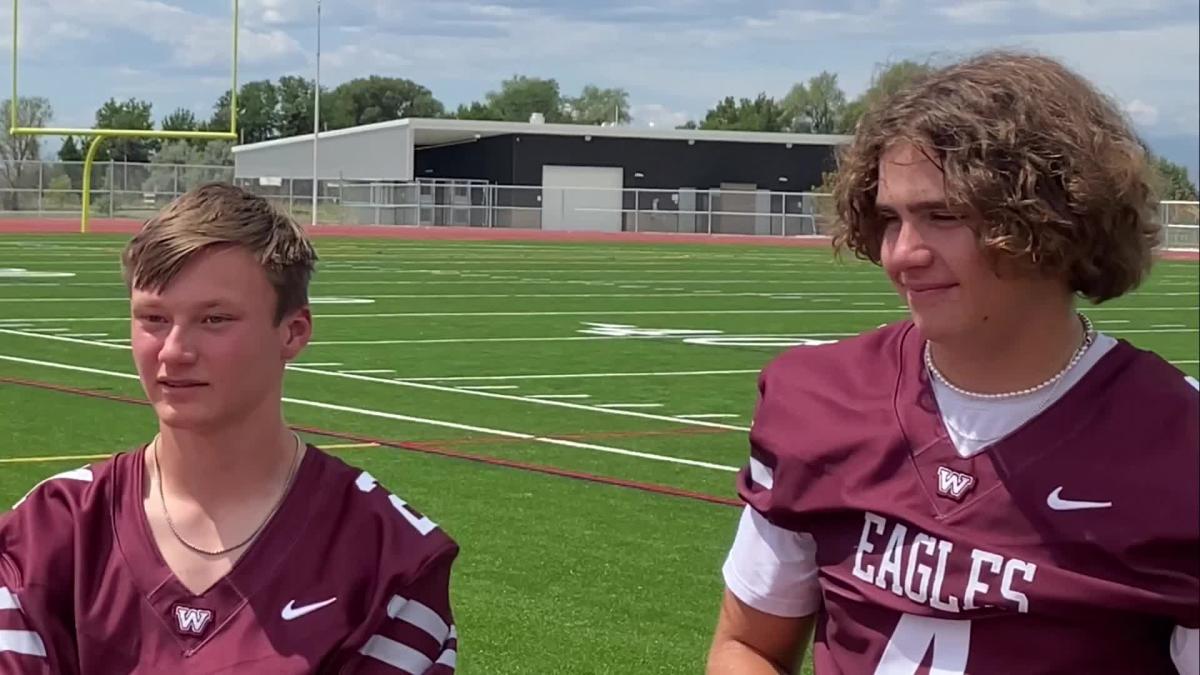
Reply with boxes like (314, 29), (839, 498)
(8, 0), (1199, 179)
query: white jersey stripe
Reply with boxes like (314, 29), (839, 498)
(0, 630), (47, 658)
(386, 596), (451, 643)
(12, 466), (93, 509)
(448, 625), (457, 640)
(435, 648), (457, 668)
(0, 588), (21, 611)
(359, 635), (432, 673)
(749, 456), (774, 490)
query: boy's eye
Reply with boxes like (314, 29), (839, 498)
(203, 315), (232, 325)
(931, 211), (964, 222)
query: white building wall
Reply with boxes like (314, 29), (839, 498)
(233, 124), (413, 181)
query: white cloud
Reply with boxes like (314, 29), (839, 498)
(1123, 99), (1160, 127)
(629, 103), (691, 129)
(1031, 0), (1166, 20)
(936, 1), (1017, 24)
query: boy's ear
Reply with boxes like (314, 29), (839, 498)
(281, 307), (313, 360)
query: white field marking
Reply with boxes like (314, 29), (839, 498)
(319, 442), (380, 450)
(1173, 360), (1199, 365)
(406, 369), (760, 382)
(527, 394), (591, 400)
(1153, 324), (1188, 328)
(852, 302), (886, 306)
(456, 385), (520, 390)
(0, 291), (910, 302)
(1092, 319), (1130, 325)
(0, 452), (113, 464)
(59, 267), (890, 277)
(340, 369), (396, 375)
(292, 362), (344, 367)
(5, 306), (1194, 324)
(597, 403), (664, 409)
(0, 328), (129, 349)
(286, 366), (751, 432)
(310, 334), (765, 346)
(0, 353), (739, 473)
(61, 333), (109, 338)
(676, 413), (741, 419)
(0, 279), (889, 288)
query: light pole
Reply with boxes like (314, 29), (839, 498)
(311, 0), (321, 227)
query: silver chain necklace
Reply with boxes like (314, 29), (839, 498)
(153, 433), (304, 557)
(924, 314), (1096, 400)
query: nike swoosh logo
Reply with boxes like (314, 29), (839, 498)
(281, 597), (337, 621)
(1047, 486), (1112, 511)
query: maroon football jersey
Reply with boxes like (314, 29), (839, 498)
(739, 321), (1200, 674)
(0, 445), (459, 674)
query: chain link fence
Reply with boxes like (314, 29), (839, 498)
(1, 160), (1196, 249)
(0, 159), (234, 220)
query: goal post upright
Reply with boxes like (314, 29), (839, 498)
(9, 0), (241, 232)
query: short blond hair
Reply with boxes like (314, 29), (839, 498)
(121, 183), (318, 322)
(832, 50), (1160, 303)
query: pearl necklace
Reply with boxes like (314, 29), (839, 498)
(924, 314), (1096, 400)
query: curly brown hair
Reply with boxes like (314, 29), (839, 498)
(831, 50), (1161, 303)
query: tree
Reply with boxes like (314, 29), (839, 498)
(454, 101), (495, 121)
(276, 75), (336, 138)
(1152, 156), (1199, 201)
(161, 108), (198, 132)
(327, 76), (444, 129)
(144, 140), (233, 197)
(565, 85), (631, 125)
(840, 59), (935, 132)
(782, 71), (847, 134)
(210, 80), (280, 144)
(0, 96), (52, 210)
(94, 97), (157, 162)
(694, 94), (786, 132)
(57, 135), (84, 189)
(479, 75), (568, 123)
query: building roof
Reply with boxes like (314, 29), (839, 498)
(231, 117), (850, 154)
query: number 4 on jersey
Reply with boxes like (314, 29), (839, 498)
(877, 613), (971, 675)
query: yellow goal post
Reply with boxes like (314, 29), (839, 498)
(9, 0), (241, 232)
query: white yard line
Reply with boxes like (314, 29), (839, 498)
(0, 328), (751, 432)
(339, 369), (396, 375)
(456, 385), (520, 390)
(406, 369), (759, 382)
(2, 306), (1195, 323)
(527, 394), (591, 399)
(0, 353), (738, 473)
(0, 328), (128, 349)
(596, 403), (664, 409)
(676, 413), (741, 419)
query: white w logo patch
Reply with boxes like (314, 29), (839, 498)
(936, 467), (976, 501)
(174, 606), (214, 636)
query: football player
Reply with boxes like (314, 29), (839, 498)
(0, 184), (459, 673)
(707, 51), (1199, 674)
